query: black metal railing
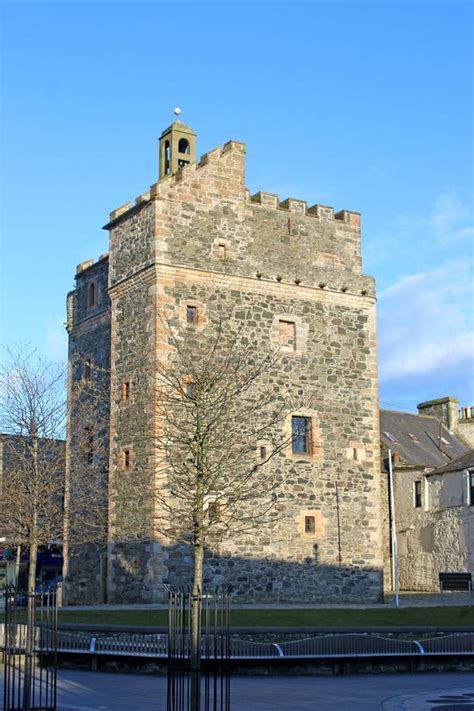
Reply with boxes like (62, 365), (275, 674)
(166, 586), (231, 711)
(3, 586), (58, 711)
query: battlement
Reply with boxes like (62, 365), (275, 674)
(249, 191), (360, 229)
(106, 140), (246, 228)
(105, 138), (359, 232)
(75, 253), (109, 276)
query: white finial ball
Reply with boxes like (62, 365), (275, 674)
(174, 107), (182, 116)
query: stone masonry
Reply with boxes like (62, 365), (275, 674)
(66, 121), (384, 604)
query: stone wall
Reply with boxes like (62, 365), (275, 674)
(65, 256), (111, 604)
(393, 464), (474, 591)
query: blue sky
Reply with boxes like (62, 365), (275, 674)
(1, 0), (473, 413)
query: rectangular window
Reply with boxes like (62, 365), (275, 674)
(207, 501), (220, 521)
(470, 471), (474, 506)
(304, 516), (316, 534)
(84, 359), (92, 380)
(278, 320), (296, 351)
(186, 383), (195, 398)
(122, 382), (130, 402)
(414, 480), (422, 508)
(123, 449), (131, 469)
(218, 244), (226, 259)
(260, 445), (267, 460)
(292, 416), (312, 454)
(186, 305), (198, 324)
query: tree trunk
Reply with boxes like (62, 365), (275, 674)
(190, 538), (204, 711)
(23, 541), (37, 711)
(15, 544), (22, 585)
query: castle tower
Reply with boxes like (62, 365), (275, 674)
(66, 121), (384, 605)
(159, 121), (197, 179)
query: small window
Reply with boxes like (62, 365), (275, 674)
(84, 359), (92, 380)
(218, 244), (227, 260)
(122, 449), (131, 469)
(260, 446), (267, 460)
(186, 383), (195, 398)
(408, 433), (419, 443)
(304, 516), (316, 534)
(122, 382), (130, 402)
(382, 431), (398, 443)
(186, 305), (198, 324)
(88, 283), (95, 307)
(278, 320), (296, 351)
(469, 472), (474, 506)
(207, 501), (221, 521)
(292, 416), (312, 455)
(414, 480), (422, 508)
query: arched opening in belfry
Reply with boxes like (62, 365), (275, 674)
(164, 140), (171, 174)
(178, 138), (190, 154)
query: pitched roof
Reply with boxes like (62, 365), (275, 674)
(427, 448), (474, 476)
(380, 410), (468, 468)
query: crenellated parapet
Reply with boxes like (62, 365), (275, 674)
(250, 191), (360, 229)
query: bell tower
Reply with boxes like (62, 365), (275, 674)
(159, 121), (197, 179)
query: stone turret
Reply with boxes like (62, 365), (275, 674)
(158, 121), (197, 179)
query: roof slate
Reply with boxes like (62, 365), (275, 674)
(380, 410), (468, 468)
(427, 448), (474, 476)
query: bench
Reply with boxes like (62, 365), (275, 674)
(439, 572), (472, 592)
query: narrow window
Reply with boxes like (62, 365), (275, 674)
(122, 449), (131, 469)
(292, 416), (312, 455)
(84, 359), (92, 380)
(414, 480), (422, 508)
(218, 244), (227, 260)
(304, 516), (316, 534)
(469, 471), (474, 506)
(88, 283), (95, 307)
(186, 305), (198, 324)
(353, 447), (359, 461)
(122, 382), (130, 402)
(260, 446), (267, 460)
(278, 320), (296, 351)
(186, 383), (195, 398)
(207, 501), (220, 521)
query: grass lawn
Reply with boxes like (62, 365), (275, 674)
(47, 605), (474, 628)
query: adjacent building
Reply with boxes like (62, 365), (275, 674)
(380, 405), (473, 592)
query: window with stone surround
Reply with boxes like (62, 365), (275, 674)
(121, 449), (131, 470)
(207, 501), (221, 521)
(122, 381), (130, 402)
(304, 515), (316, 534)
(292, 416), (312, 455)
(469, 471), (474, 506)
(278, 320), (296, 352)
(218, 243), (227, 260)
(414, 480), (422, 508)
(186, 305), (198, 324)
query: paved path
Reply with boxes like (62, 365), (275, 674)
(61, 592), (474, 612)
(4, 669), (473, 710)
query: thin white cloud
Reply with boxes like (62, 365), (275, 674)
(378, 259), (474, 381)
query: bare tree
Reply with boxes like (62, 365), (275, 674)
(0, 347), (108, 710)
(152, 311), (290, 708)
